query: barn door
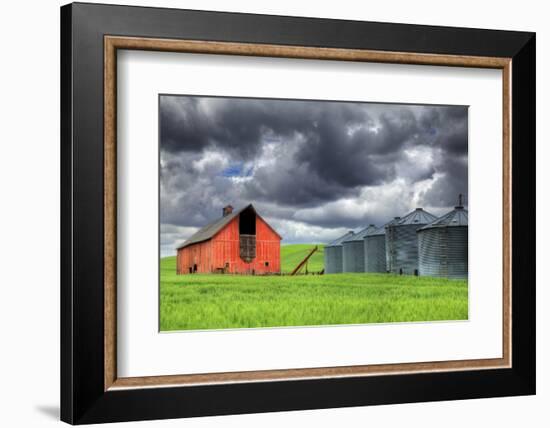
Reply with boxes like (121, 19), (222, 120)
(240, 234), (256, 263)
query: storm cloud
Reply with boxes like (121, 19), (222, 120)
(159, 95), (468, 256)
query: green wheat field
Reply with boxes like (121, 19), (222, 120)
(160, 244), (468, 331)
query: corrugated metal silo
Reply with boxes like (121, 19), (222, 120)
(364, 217), (400, 273)
(384, 217), (401, 272)
(417, 206), (468, 279)
(324, 231), (355, 274)
(386, 208), (437, 275)
(342, 225), (377, 272)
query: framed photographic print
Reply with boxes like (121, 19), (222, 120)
(60, 2), (535, 424)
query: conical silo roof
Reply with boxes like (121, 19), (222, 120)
(418, 206), (468, 231)
(326, 231), (355, 247)
(343, 224), (377, 242)
(369, 217), (401, 236)
(396, 208), (437, 226)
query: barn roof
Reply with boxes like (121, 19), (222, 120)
(176, 204), (281, 249)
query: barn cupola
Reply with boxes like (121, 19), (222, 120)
(222, 205), (234, 217)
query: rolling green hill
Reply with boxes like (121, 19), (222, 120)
(281, 244), (324, 273)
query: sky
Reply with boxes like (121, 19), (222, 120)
(160, 95), (468, 257)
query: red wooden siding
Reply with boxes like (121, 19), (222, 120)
(177, 215), (281, 274)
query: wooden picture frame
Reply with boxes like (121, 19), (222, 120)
(61, 2), (535, 424)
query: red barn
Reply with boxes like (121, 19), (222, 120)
(176, 204), (282, 274)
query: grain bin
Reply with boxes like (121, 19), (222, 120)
(342, 225), (377, 272)
(364, 217), (400, 273)
(386, 208), (437, 275)
(417, 206), (468, 279)
(324, 231), (355, 274)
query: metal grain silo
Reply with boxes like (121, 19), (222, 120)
(417, 206), (468, 279)
(384, 217), (401, 272)
(324, 231), (355, 274)
(342, 225), (377, 272)
(364, 217), (400, 273)
(386, 208), (437, 275)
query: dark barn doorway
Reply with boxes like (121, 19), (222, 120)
(239, 206), (256, 263)
(239, 206), (256, 235)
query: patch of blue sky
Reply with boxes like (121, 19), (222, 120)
(221, 162), (254, 178)
(221, 163), (243, 177)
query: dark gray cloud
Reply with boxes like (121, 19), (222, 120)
(159, 95), (468, 255)
(419, 155), (468, 208)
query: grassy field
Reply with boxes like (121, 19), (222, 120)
(281, 243), (324, 273)
(160, 249), (468, 331)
